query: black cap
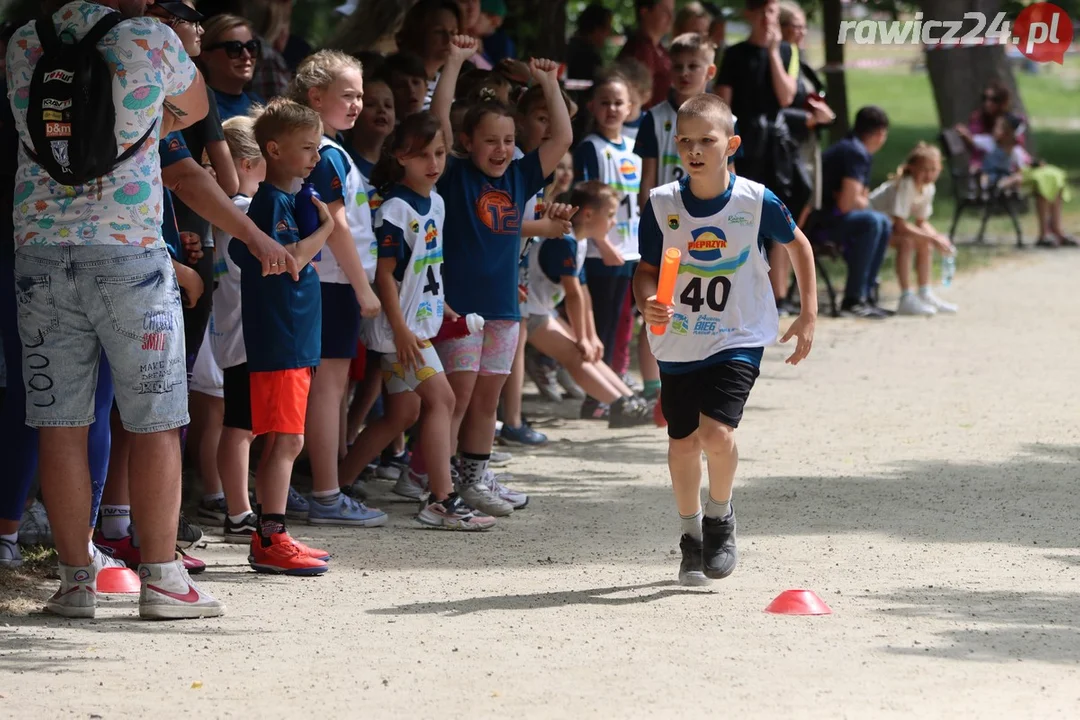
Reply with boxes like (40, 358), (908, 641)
(155, 2), (206, 22)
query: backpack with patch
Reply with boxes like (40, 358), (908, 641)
(23, 11), (156, 186)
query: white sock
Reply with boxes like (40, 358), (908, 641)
(100, 505), (131, 539)
(202, 491), (225, 503)
(227, 512), (252, 524)
(311, 489), (340, 505)
(918, 285), (931, 297)
(0, 532), (17, 544)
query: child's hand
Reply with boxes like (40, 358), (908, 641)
(590, 334), (604, 362)
(529, 58), (561, 84)
(642, 294), (673, 327)
(180, 231), (203, 265)
(599, 243), (625, 267)
(935, 236), (956, 255)
(449, 35), (478, 63)
(175, 263), (204, 309)
(575, 337), (592, 359)
(781, 312), (816, 366)
(518, 286), (528, 303)
(312, 195), (331, 226)
(357, 286), (382, 318)
(394, 330), (426, 371)
(544, 202), (578, 236)
(444, 305), (460, 322)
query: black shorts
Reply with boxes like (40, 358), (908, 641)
(660, 360), (760, 439)
(222, 363), (252, 431)
(321, 282), (361, 359)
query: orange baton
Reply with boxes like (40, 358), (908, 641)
(650, 247), (681, 335)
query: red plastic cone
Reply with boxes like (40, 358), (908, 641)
(764, 589), (832, 615)
(97, 567), (140, 594)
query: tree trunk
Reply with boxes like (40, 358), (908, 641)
(504, 0), (568, 61)
(821, 0), (851, 142)
(917, 0), (1034, 152)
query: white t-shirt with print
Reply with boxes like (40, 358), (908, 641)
(869, 175), (935, 222)
(5, 1), (196, 249)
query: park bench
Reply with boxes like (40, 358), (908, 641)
(939, 127), (1025, 248)
(785, 210), (842, 318)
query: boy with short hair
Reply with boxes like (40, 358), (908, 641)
(384, 52), (430, 116)
(634, 94), (817, 585)
(819, 105), (891, 318)
(230, 98), (336, 575)
(613, 57), (653, 149)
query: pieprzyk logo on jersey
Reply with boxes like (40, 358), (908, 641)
(424, 219), (438, 250)
(619, 159), (637, 181)
(42, 97), (72, 110)
(687, 226), (727, 261)
(44, 69), (74, 83)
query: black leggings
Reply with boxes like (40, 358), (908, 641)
(583, 259), (630, 368)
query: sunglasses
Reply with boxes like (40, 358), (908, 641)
(206, 39), (261, 59)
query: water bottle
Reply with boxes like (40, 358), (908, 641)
(942, 253), (956, 288)
(295, 182), (322, 262)
(435, 313), (485, 342)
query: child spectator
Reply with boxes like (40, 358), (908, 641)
(344, 113), (494, 530)
(231, 99), (337, 574)
(634, 94), (817, 585)
(574, 70), (642, 417)
(208, 115), (265, 542)
(429, 36), (572, 514)
(395, 0), (463, 109)
(819, 105), (892, 318)
(384, 52), (431, 118)
(348, 74), (397, 181)
(525, 181), (653, 427)
(289, 51), (386, 527)
(869, 143), (958, 316)
(980, 114), (1075, 248)
(613, 58), (653, 149)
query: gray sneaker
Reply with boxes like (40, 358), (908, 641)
(18, 499), (52, 547)
(484, 470), (528, 510)
(46, 563), (97, 619)
(458, 479), (514, 517)
(0, 537), (23, 569)
(556, 366), (586, 400)
(489, 450), (513, 467)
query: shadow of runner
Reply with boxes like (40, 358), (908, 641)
(366, 581), (709, 617)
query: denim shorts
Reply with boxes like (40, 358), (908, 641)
(14, 245), (189, 433)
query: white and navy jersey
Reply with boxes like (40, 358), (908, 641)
(639, 100), (740, 186)
(309, 135), (378, 284)
(623, 114), (644, 152)
(524, 234), (588, 316)
(209, 195), (251, 369)
(643, 177), (781, 364)
(573, 133), (641, 262)
(364, 186), (447, 353)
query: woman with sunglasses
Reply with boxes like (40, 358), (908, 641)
(200, 14), (264, 121)
(956, 82), (1028, 173)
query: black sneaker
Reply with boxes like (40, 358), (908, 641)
(701, 509), (738, 579)
(841, 300), (888, 320)
(678, 534), (711, 586)
(580, 397), (610, 420)
(608, 396), (652, 428)
(176, 513), (205, 549)
(223, 512), (258, 544)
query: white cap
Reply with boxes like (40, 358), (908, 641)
(465, 313), (485, 335)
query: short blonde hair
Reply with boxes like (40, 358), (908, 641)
(677, 93), (735, 136)
(222, 114), (262, 162)
(778, 1), (805, 28)
(894, 142), (943, 179)
(253, 98), (323, 155)
(289, 50), (365, 106)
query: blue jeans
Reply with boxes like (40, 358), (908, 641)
(1, 257), (113, 525)
(837, 210), (893, 304)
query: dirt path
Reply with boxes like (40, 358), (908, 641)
(2, 250), (1079, 719)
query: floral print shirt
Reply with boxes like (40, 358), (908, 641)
(5, 1), (196, 248)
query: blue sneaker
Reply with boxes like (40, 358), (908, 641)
(286, 487), (309, 521)
(307, 493), (388, 528)
(499, 423), (548, 446)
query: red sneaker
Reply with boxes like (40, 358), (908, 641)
(177, 547), (206, 575)
(290, 537), (330, 561)
(249, 533), (328, 576)
(93, 532), (140, 567)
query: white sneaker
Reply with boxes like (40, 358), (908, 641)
(139, 557), (225, 620)
(91, 543), (127, 571)
(393, 469), (429, 500)
(46, 563), (97, 619)
(458, 479), (514, 517)
(897, 293), (936, 316)
(484, 470), (529, 510)
(920, 290), (958, 314)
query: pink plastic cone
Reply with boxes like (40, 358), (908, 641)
(764, 589), (832, 615)
(97, 567), (140, 594)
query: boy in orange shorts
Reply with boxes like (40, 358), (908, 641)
(230, 99), (336, 575)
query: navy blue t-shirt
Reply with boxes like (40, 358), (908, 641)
(213, 89), (262, 121)
(639, 174), (796, 372)
(231, 182), (322, 372)
(159, 132), (192, 259)
(821, 135), (872, 215)
(377, 184), (432, 283)
(538, 235), (586, 285)
(437, 152), (545, 320)
(308, 139), (352, 205)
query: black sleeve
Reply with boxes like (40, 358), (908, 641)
(202, 88), (225, 143)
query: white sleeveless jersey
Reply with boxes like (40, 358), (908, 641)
(315, 135), (378, 284)
(645, 177), (778, 363)
(209, 195), (251, 369)
(364, 192), (447, 353)
(519, 186), (546, 312)
(524, 235), (588, 316)
(580, 134), (641, 262)
(648, 102), (738, 186)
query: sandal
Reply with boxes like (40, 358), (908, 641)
(1057, 235), (1079, 247)
(1035, 236), (1059, 248)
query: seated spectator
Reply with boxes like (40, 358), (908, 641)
(981, 114), (1075, 247)
(869, 142), (958, 316)
(819, 106), (893, 319)
(396, 0), (463, 109)
(200, 14), (264, 120)
(673, 1), (712, 36)
(955, 81), (1027, 172)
